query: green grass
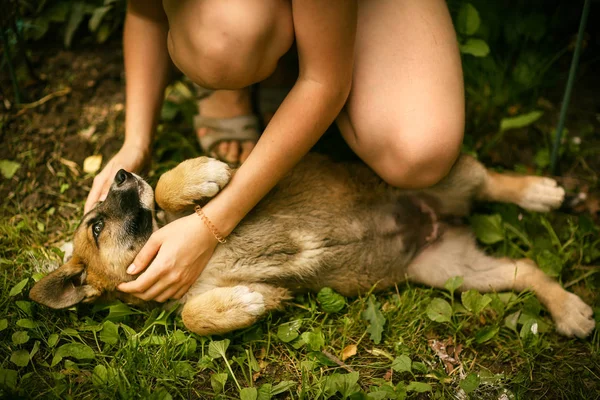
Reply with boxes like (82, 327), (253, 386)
(2, 61), (600, 399)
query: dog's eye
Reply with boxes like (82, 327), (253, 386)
(92, 221), (104, 238)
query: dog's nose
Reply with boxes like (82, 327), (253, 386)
(115, 169), (131, 186)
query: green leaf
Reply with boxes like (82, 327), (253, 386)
(0, 369), (18, 390)
(240, 387), (258, 400)
(500, 111), (543, 132)
(16, 319), (37, 329)
(276, 321), (302, 343)
(257, 384), (272, 400)
(406, 382), (432, 393)
(460, 373), (480, 394)
(208, 339), (230, 359)
(96, 23), (112, 43)
(51, 343), (95, 367)
(459, 38), (490, 57)
(100, 321), (120, 345)
(470, 214), (504, 244)
(444, 276), (464, 295)
(361, 295), (386, 344)
(324, 372), (361, 398)
(475, 326), (499, 344)
(10, 350), (30, 367)
(12, 331), (30, 345)
(48, 333), (60, 347)
(426, 298), (452, 323)
(536, 249), (562, 277)
(391, 355), (412, 373)
(457, 3), (480, 35)
(173, 361), (195, 379)
(92, 365), (108, 386)
(88, 6), (112, 31)
(270, 381), (296, 395)
(148, 387), (173, 400)
(534, 148), (550, 169)
(300, 330), (325, 351)
(0, 319), (7, 331)
(46, 2), (70, 22)
(30, 341), (40, 359)
(16, 301), (34, 316)
(0, 160), (21, 179)
(106, 302), (136, 320)
(211, 373), (228, 394)
(9, 278), (29, 297)
(317, 287), (346, 313)
(504, 311), (520, 332)
(461, 290), (492, 314)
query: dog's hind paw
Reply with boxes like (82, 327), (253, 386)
(553, 292), (595, 338)
(518, 177), (565, 212)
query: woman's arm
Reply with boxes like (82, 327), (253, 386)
(118, 1), (357, 301)
(85, 0), (171, 212)
(204, 0), (357, 233)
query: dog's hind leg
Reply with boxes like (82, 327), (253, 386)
(476, 169), (565, 212)
(416, 154), (565, 215)
(181, 284), (290, 336)
(406, 227), (595, 338)
(156, 157), (233, 218)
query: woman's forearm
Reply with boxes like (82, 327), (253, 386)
(204, 77), (351, 235)
(123, 0), (171, 151)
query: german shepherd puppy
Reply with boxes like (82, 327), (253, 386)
(30, 154), (595, 338)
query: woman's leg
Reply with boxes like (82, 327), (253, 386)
(338, 0), (465, 188)
(162, 0), (294, 163)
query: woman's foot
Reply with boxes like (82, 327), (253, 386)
(196, 88), (258, 164)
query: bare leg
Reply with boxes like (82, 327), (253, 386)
(181, 284), (290, 335)
(338, 0), (464, 188)
(162, 0), (294, 164)
(406, 228), (595, 338)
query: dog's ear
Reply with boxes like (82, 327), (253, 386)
(29, 257), (101, 309)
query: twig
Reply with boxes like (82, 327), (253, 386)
(15, 88), (72, 116)
(321, 350), (355, 373)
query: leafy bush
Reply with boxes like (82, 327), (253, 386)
(18, 0), (125, 47)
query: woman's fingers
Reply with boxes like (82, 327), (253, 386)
(127, 233), (162, 275)
(85, 172), (109, 213)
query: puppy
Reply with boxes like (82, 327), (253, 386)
(30, 154), (595, 338)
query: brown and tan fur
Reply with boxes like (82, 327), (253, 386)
(30, 154), (595, 338)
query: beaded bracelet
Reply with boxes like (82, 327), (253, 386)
(194, 205), (227, 244)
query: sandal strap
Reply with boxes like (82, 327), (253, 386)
(195, 114), (260, 152)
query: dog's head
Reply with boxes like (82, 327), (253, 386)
(29, 169), (157, 309)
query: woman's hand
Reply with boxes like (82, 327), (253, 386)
(84, 144), (150, 213)
(117, 214), (219, 302)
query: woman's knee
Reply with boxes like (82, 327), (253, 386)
(361, 122), (463, 189)
(165, 0), (293, 89)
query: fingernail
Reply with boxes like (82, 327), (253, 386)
(127, 264), (136, 274)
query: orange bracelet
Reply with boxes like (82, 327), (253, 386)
(194, 205), (227, 244)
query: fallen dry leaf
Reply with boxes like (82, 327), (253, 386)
(59, 157), (80, 177)
(83, 154), (103, 174)
(341, 344), (357, 361)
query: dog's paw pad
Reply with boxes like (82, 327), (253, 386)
(554, 293), (595, 338)
(518, 177), (565, 212)
(231, 286), (265, 316)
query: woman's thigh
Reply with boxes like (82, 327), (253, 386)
(338, 0), (464, 188)
(163, 0), (294, 89)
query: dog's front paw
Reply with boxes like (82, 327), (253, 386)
(518, 177), (565, 212)
(553, 292), (595, 338)
(180, 157), (232, 199)
(156, 157), (232, 213)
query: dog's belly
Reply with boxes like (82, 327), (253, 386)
(187, 155), (435, 298)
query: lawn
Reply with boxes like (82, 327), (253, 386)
(1, 3), (600, 399)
